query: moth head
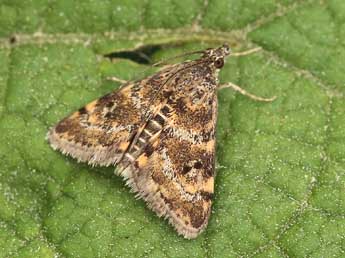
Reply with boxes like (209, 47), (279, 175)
(203, 44), (231, 69)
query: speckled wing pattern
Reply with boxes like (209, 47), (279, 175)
(47, 63), (183, 166)
(47, 44), (231, 239)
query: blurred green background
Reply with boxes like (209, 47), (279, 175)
(0, 0), (344, 257)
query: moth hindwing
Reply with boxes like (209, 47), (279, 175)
(47, 44), (231, 239)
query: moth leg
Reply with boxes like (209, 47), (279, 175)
(219, 82), (276, 102)
(106, 76), (128, 84)
(232, 47), (262, 57)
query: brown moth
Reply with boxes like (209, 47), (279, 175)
(47, 44), (274, 239)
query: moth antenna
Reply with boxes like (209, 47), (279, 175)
(152, 49), (205, 67)
(106, 49), (205, 85)
(107, 48), (210, 84)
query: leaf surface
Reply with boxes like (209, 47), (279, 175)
(0, 1), (344, 257)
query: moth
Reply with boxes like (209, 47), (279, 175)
(47, 44), (274, 239)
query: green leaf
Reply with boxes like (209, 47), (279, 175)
(0, 0), (344, 257)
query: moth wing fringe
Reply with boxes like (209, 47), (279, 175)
(116, 163), (209, 239)
(47, 128), (122, 167)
